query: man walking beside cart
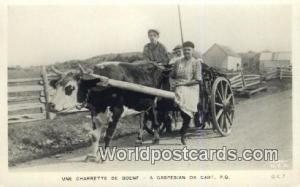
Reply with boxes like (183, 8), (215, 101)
(171, 41), (202, 145)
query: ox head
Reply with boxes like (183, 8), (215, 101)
(48, 65), (98, 113)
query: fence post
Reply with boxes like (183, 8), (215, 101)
(240, 69), (246, 89)
(279, 68), (283, 80)
(41, 66), (55, 119)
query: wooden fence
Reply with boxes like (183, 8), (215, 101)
(264, 67), (292, 80)
(229, 72), (262, 90)
(228, 70), (267, 97)
(8, 66), (91, 124)
(229, 66), (292, 89)
(279, 67), (292, 79)
(8, 67), (58, 124)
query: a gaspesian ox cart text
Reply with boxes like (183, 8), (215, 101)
(96, 146), (278, 164)
(61, 174), (230, 182)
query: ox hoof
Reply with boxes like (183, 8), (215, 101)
(152, 138), (160, 145)
(95, 157), (103, 164)
(84, 154), (103, 163)
(87, 134), (97, 142)
(180, 136), (187, 145)
(84, 154), (95, 162)
(135, 139), (143, 146)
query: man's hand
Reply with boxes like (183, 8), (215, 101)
(174, 82), (185, 87)
(98, 77), (109, 87)
(157, 62), (164, 67)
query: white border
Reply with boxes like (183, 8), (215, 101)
(0, 0), (299, 186)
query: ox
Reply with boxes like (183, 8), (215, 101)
(48, 61), (173, 162)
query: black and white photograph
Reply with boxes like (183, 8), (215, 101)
(0, 1), (299, 187)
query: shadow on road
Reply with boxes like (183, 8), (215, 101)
(110, 127), (222, 148)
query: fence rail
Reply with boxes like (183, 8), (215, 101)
(279, 67), (292, 79)
(229, 73), (261, 89)
(7, 67), (60, 124)
(228, 67), (292, 97)
(264, 67), (292, 80)
(7, 66), (91, 124)
(228, 70), (266, 97)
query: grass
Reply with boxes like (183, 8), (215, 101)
(8, 112), (140, 166)
(8, 67), (42, 79)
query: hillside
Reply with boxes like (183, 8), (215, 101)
(51, 52), (144, 71)
(9, 49), (216, 78)
(8, 52), (144, 78)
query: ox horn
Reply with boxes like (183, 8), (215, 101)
(51, 66), (66, 76)
(78, 64), (87, 74)
(78, 64), (93, 74)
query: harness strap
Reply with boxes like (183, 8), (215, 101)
(87, 104), (97, 130)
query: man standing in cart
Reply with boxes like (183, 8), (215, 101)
(143, 28), (173, 134)
(143, 29), (170, 65)
(169, 44), (183, 65)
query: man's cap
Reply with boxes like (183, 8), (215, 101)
(182, 41), (195, 49)
(173, 44), (182, 51)
(148, 29), (160, 36)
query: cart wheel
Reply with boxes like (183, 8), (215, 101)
(211, 77), (234, 136)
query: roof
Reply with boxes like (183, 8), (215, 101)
(205, 43), (240, 57)
(259, 52), (273, 61)
(217, 44), (240, 57)
(273, 52), (291, 61)
(240, 51), (259, 58)
(259, 52), (291, 61)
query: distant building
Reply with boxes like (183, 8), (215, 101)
(259, 51), (291, 72)
(203, 43), (241, 71)
(239, 51), (260, 73)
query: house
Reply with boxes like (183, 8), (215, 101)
(203, 43), (241, 71)
(239, 51), (260, 73)
(259, 51), (291, 72)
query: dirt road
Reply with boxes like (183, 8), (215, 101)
(11, 90), (292, 171)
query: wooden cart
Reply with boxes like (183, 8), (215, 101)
(89, 63), (235, 137)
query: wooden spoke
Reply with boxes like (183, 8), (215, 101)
(216, 89), (223, 101)
(216, 108), (224, 121)
(224, 83), (228, 99)
(215, 102), (223, 107)
(224, 115), (229, 132)
(225, 112), (233, 126)
(227, 109), (232, 118)
(222, 114), (226, 131)
(226, 94), (233, 103)
(220, 81), (224, 99)
(219, 112), (224, 129)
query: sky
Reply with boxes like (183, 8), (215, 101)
(8, 4), (291, 66)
